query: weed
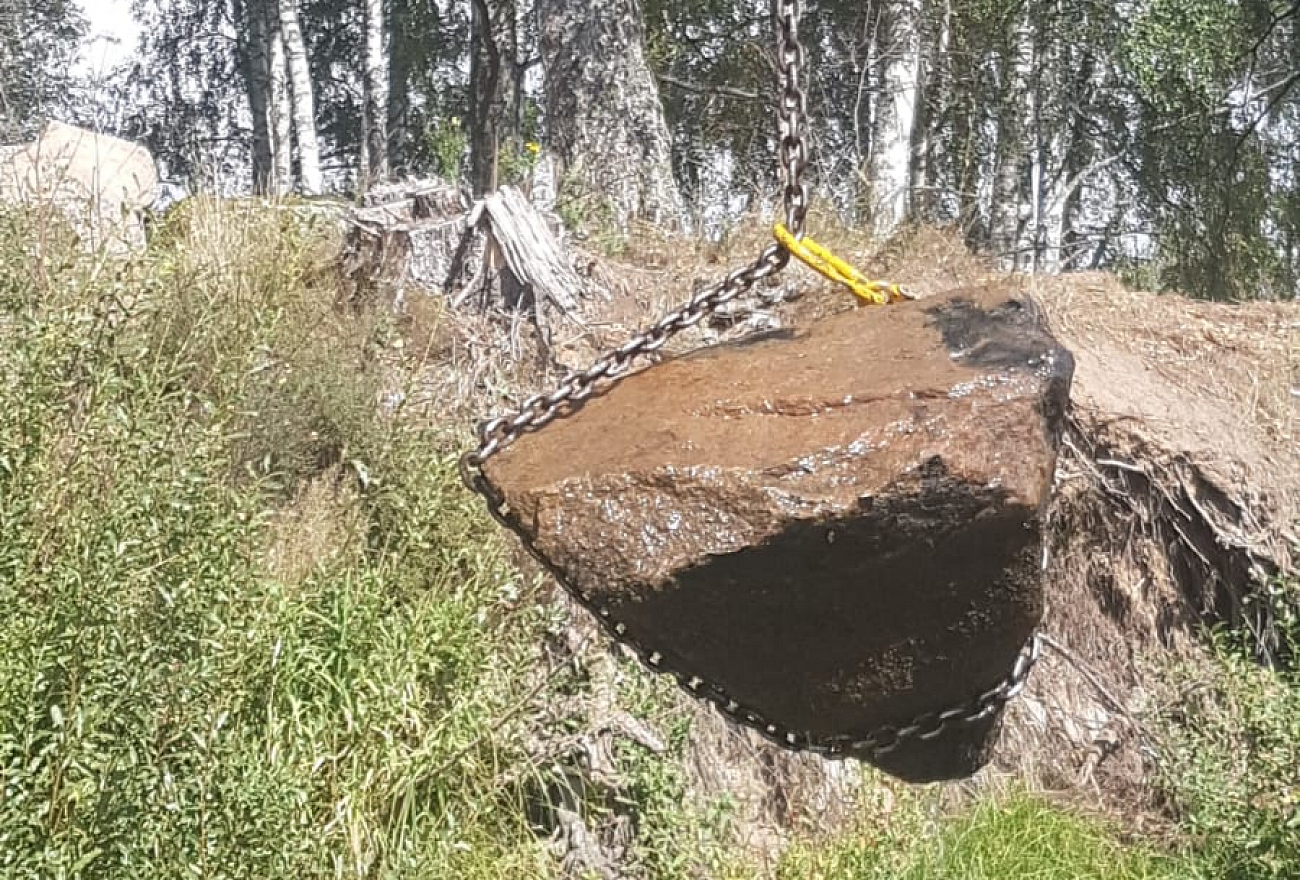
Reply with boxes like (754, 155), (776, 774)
(1158, 623), (1300, 880)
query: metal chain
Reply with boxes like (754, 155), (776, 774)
(776, 0), (811, 237)
(458, 0), (1044, 762)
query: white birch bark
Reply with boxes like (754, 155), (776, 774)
(867, 0), (922, 240)
(362, 0), (389, 188)
(277, 0), (323, 195)
(1035, 20), (1071, 274)
(270, 30), (293, 195)
(990, 7), (1034, 269)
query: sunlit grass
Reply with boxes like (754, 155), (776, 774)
(775, 790), (1204, 880)
(0, 202), (552, 879)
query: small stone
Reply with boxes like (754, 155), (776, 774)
(483, 285), (1074, 782)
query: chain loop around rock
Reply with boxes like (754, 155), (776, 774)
(458, 0), (1044, 764)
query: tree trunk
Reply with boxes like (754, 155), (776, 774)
(243, 0), (275, 194)
(277, 0), (323, 195)
(989, 8), (1033, 269)
(538, 0), (682, 230)
(1034, 8), (1079, 274)
(469, 0), (504, 195)
(270, 28), (293, 194)
(361, 0), (389, 189)
(867, 0), (922, 240)
(387, 0), (411, 174)
(912, 0), (953, 224)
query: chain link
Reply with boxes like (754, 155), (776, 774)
(458, 0), (1043, 762)
(776, 0), (811, 237)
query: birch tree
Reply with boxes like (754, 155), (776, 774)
(270, 29), (293, 192)
(866, 0), (924, 239)
(277, 0), (323, 194)
(361, 0), (389, 188)
(538, 0), (682, 230)
(988, 6), (1033, 268)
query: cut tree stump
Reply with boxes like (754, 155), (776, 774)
(447, 186), (599, 358)
(342, 177), (469, 298)
(482, 283), (1075, 782)
(343, 180), (602, 367)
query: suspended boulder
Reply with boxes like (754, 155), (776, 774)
(479, 284), (1074, 782)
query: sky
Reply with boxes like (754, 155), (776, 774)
(76, 0), (141, 77)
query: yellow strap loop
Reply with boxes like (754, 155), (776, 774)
(773, 224), (912, 305)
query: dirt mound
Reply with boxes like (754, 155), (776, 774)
(573, 240), (1297, 816)
(996, 273), (1297, 805)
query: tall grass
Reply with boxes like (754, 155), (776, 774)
(0, 202), (552, 879)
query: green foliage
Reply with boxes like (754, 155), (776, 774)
(496, 139), (542, 190)
(0, 0), (86, 140)
(427, 116), (469, 183)
(775, 790), (1204, 880)
(1125, 0), (1238, 110)
(553, 164), (628, 256)
(1158, 624), (1300, 879)
(613, 672), (735, 880)
(0, 202), (551, 879)
(1121, 0), (1298, 299)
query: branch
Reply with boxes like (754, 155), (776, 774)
(655, 72), (760, 102)
(1238, 0), (1300, 67)
(1226, 69), (1300, 180)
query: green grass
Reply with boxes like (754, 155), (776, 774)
(775, 790), (1204, 880)
(1157, 621), (1300, 880)
(0, 203), (554, 878)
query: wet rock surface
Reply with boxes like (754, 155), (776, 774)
(483, 285), (1074, 782)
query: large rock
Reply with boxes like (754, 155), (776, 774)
(483, 285), (1074, 781)
(0, 121), (159, 254)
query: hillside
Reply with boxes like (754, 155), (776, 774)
(373, 194), (1298, 871)
(0, 200), (1295, 879)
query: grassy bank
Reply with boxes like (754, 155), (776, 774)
(0, 201), (1294, 878)
(0, 203), (555, 878)
(774, 790), (1203, 880)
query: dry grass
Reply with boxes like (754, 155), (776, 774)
(261, 470), (367, 591)
(1033, 272), (1297, 456)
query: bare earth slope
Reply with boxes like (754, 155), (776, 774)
(603, 241), (1297, 833)
(997, 273), (1296, 802)
(404, 215), (1297, 865)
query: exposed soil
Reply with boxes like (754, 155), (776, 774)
(585, 229), (1295, 844)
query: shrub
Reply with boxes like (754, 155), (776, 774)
(1158, 624), (1300, 880)
(0, 201), (550, 879)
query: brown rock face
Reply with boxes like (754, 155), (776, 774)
(483, 285), (1074, 781)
